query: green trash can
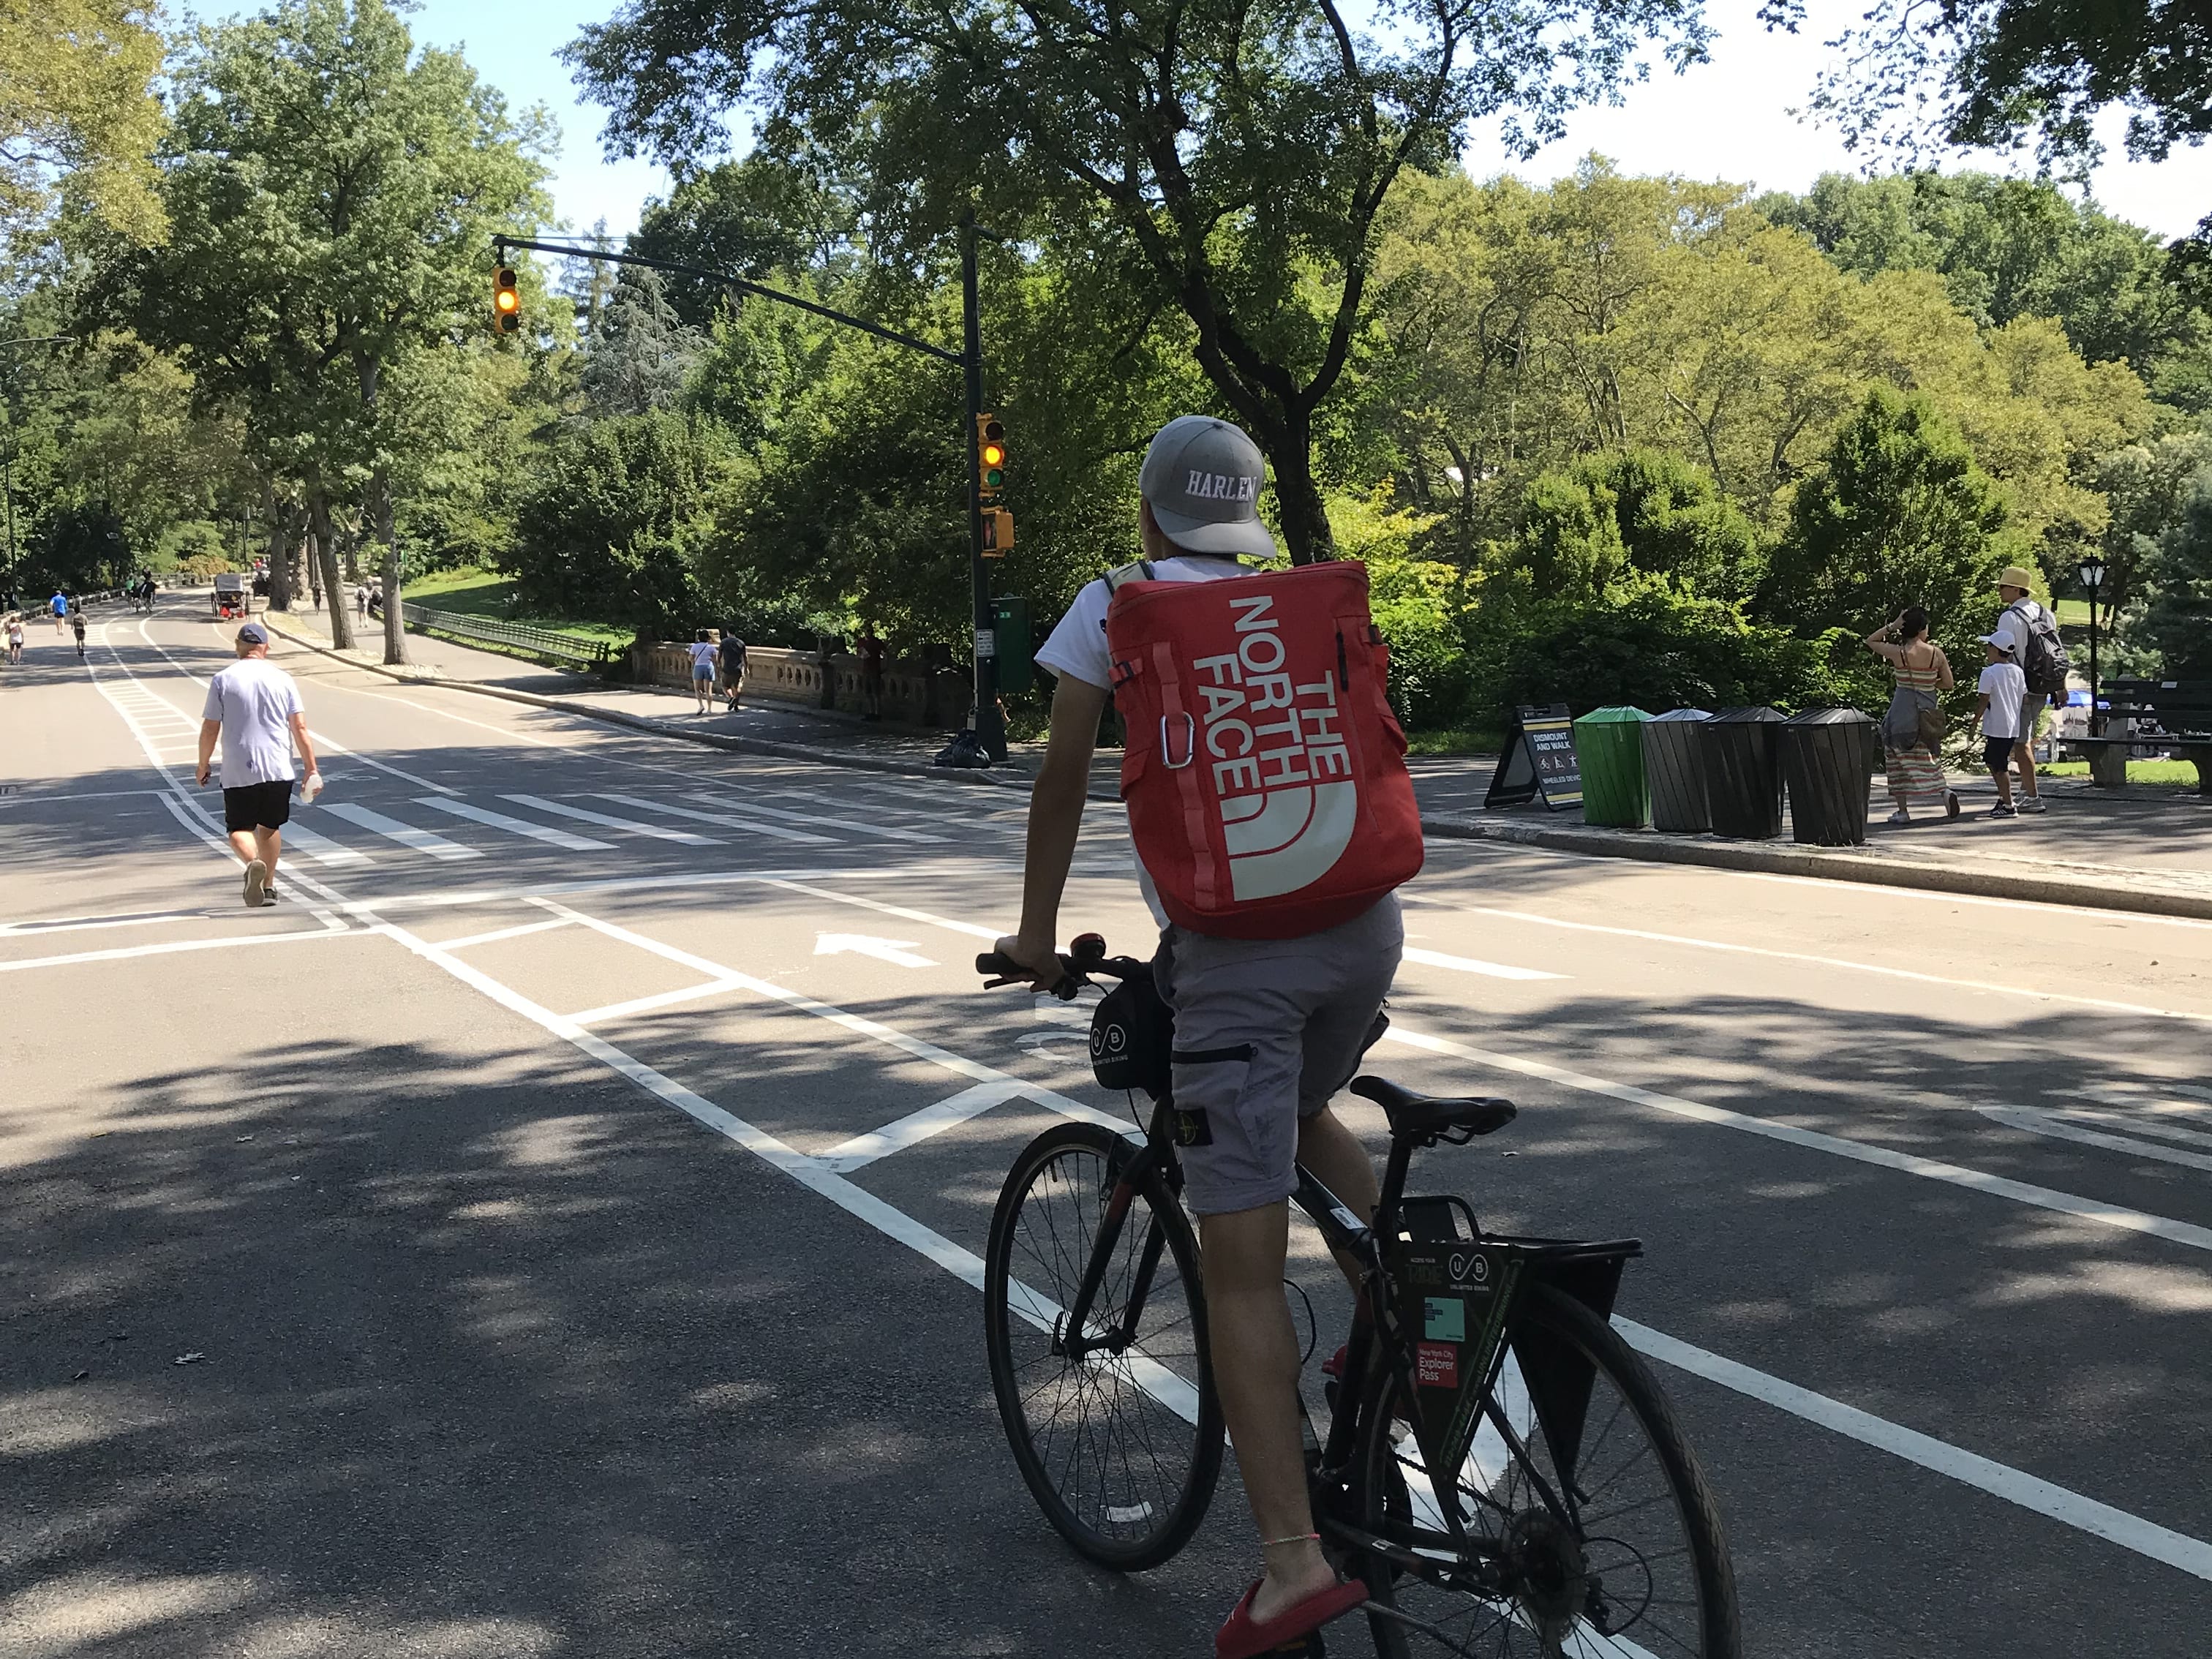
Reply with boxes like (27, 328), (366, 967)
(1573, 705), (1652, 827)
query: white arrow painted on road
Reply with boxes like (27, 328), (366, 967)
(814, 933), (937, 968)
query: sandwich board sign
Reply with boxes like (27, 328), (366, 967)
(1483, 704), (1583, 812)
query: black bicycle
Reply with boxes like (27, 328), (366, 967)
(979, 934), (1739, 1658)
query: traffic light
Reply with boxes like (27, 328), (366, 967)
(493, 266), (520, 334)
(976, 413), (1007, 500)
(981, 507), (1015, 557)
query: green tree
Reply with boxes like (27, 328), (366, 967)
(567, 0), (1718, 563)
(1511, 447), (1763, 601)
(134, 0), (549, 659)
(2133, 467), (2212, 680)
(630, 154), (857, 326)
(581, 268), (704, 417)
(1765, 387), (2011, 705)
(0, 0), (166, 255)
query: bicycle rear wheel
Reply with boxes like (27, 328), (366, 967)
(982, 1121), (1224, 1570)
(1355, 1282), (1739, 1658)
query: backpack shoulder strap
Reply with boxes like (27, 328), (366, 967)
(1104, 558), (1155, 595)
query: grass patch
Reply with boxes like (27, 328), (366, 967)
(2053, 598), (2091, 627)
(2042, 758), (2202, 786)
(405, 567), (632, 646)
(1406, 727), (1504, 757)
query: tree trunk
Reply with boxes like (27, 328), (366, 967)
(373, 467), (407, 666)
(1261, 409), (1333, 565)
(263, 487), (292, 611)
(312, 490), (355, 651)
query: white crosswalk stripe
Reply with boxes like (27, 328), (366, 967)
(688, 791), (945, 843)
(416, 795), (611, 851)
(280, 819), (372, 865)
(499, 794), (721, 846)
(592, 792), (833, 845)
(320, 802), (481, 861)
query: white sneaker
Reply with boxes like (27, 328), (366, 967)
(2018, 796), (2047, 813)
(243, 859), (269, 907)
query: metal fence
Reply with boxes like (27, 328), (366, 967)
(399, 602), (612, 669)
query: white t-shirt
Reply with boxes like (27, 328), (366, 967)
(202, 658), (304, 788)
(688, 641), (719, 674)
(1978, 661), (2027, 739)
(1035, 555), (1253, 926)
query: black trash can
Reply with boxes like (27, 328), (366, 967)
(1642, 709), (1712, 832)
(1697, 707), (1786, 839)
(1779, 707), (1878, 846)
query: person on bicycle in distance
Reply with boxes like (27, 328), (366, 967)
(995, 415), (1400, 1655)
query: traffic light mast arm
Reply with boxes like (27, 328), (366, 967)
(492, 236), (964, 366)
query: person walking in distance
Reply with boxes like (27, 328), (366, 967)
(354, 583), (368, 620)
(718, 622), (745, 712)
(994, 415), (1418, 1656)
(1867, 606), (1960, 824)
(195, 621), (320, 907)
(688, 628), (720, 714)
(69, 606), (86, 660)
(50, 589), (67, 634)
(1993, 566), (2065, 814)
(857, 624), (887, 721)
(1974, 630), (2029, 818)
(7, 614), (24, 665)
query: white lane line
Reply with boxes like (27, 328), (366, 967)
(1978, 1107), (2212, 1173)
(369, 900), (2212, 1584)
(592, 792), (833, 846)
(436, 917), (577, 951)
(523, 897), (1128, 1135)
(690, 791), (947, 843)
(320, 802), (481, 862)
(1402, 946), (1565, 982)
(415, 795), (611, 851)
(500, 793), (720, 846)
(1620, 1318), (2212, 1584)
(566, 978), (749, 1027)
(278, 819), (372, 866)
(1380, 1024), (2212, 1255)
(756, 879), (1003, 941)
(1437, 903), (2212, 1025)
(818, 1080), (1038, 1172)
(320, 682), (573, 749)
(0, 927), (365, 974)
(0, 906), (228, 938)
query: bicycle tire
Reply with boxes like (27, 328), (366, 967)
(1355, 1281), (1740, 1658)
(982, 1121), (1224, 1570)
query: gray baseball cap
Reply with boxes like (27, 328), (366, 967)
(1139, 415), (1277, 559)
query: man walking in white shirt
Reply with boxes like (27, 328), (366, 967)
(195, 622), (320, 906)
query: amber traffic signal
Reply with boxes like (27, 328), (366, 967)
(493, 266), (521, 334)
(976, 413), (1006, 500)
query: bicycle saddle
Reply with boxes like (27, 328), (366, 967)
(1350, 1077), (1516, 1141)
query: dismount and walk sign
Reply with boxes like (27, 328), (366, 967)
(1484, 703), (1584, 810)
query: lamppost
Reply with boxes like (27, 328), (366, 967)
(2076, 556), (2107, 737)
(0, 335), (74, 591)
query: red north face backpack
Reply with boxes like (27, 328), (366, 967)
(1103, 559), (1423, 939)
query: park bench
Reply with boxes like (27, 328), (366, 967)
(2066, 677), (2212, 794)
(398, 601), (612, 673)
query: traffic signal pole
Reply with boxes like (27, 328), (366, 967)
(961, 214), (1007, 764)
(493, 233), (1006, 765)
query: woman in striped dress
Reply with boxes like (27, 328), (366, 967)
(1867, 608), (1960, 824)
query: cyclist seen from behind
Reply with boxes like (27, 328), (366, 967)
(995, 415), (1423, 1657)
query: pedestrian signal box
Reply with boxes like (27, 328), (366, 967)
(993, 595), (1033, 695)
(981, 507), (1015, 556)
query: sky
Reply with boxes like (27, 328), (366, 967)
(279, 0), (2212, 243)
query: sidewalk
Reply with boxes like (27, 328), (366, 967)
(265, 607), (2212, 920)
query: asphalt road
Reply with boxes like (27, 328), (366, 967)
(4, 598), (2211, 1658)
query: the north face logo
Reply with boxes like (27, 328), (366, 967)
(1191, 595), (1355, 899)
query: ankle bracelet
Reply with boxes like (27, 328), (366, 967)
(1260, 1532), (1320, 1549)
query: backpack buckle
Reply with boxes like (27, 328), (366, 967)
(1161, 713), (1195, 770)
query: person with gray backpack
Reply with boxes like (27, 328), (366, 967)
(1993, 565), (2069, 815)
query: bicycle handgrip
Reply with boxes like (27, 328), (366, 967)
(976, 950), (1081, 1001)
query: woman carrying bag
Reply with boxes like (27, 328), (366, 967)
(1867, 606), (1961, 825)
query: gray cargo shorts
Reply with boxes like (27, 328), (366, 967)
(1159, 895), (1403, 1218)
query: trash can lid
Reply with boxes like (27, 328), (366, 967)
(1708, 705), (1785, 724)
(1573, 705), (1652, 725)
(1781, 706), (1874, 726)
(1648, 707), (1712, 723)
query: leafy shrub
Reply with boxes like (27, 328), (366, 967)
(1511, 448), (1765, 603)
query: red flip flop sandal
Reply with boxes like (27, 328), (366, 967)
(1214, 1578), (1370, 1658)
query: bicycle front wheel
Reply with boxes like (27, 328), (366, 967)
(1357, 1282), (1740, 1658)
(982, 1121), (1224, 1570)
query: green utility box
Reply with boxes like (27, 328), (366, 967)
(1572, 705), (1652, 827)
(993, 595), (1034, 696)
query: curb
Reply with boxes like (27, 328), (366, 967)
(263, 612), (2212, 923)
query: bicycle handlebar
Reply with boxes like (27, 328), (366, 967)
(977, 931), (1143, 1001)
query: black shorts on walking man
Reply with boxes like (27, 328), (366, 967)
(195, 621), (320, 907)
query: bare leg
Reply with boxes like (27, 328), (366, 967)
(227, 828), (258, 866)
(2012, 738), (2039, 798)
(1991, 767), (2014, 805)
(258, 826), (281, 885)
(1198, 1203), (1340, 1624)
(1297, 1107), (1381, 1290)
